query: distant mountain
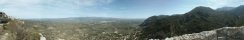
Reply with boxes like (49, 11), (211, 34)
(139, 5), (244, 39)
(216, 7), (235, 11)
(231, 5), (244, 16)
(232, 5), (244, 26)
(23, 17), (145, 24)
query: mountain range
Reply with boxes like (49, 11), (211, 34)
(139, 5), (244, 39)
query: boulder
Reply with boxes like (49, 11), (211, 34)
(165, 26), (244, 40)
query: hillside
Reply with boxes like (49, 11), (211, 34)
(0, 12), (40, 40)
(0, 12), (145, 40)
(0, 11), (145, 40)
(139, 5), (244, 39)
(21, 17), (144, 40)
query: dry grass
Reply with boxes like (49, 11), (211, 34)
(5, 20), (40, 40)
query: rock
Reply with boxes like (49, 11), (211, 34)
(216, 27), (244, 40)
(0, 19), (8, 24)
(0, 26), (4, 33)
(57, 38), (65, 40)
(0, 33), (9, 40)
(39, 33), (46, 40)
(165, 26), (244, 40)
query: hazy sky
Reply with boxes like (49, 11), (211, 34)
(0, 0), (244, 19)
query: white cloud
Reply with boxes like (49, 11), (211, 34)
(77, 0), (113, 7)
(0, 0), (41, 7)
(205, 0), (244, 9)
(0, 0), (114, 18)
(0, 0), (114, 7)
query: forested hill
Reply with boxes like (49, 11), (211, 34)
(139, 5), (244, 39)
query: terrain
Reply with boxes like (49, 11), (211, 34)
(0, 5), (243, 40)
(165, 26), (244, 40)
(21, 17), (144, 40)
(0, 12), (145, 40)
(0, 12), (40, 40)
(139, 5), (244, 39)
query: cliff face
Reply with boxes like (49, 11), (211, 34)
(165, 26), (244, 40)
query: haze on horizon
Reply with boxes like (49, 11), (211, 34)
(0, 0), (244, 19)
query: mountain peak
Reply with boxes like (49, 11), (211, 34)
(187, 6), (215, 13)
(236, 5), (244, 9)
(239, 5), (244, 7)
(185, 6), (215, 16)
(216, 7), (235, 11)
(192, 6), (214, 11)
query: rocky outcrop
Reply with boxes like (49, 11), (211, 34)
(39, 33), (46, 40)
(0, 12), (12, 40)
(165, 26), (244, 40)
(0, 12), (40, 40)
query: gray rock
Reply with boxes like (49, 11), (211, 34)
(165, 26), (244, 40)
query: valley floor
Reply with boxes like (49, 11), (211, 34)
(22, 19), (143, 40)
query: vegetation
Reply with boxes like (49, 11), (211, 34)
(139, 5), (244, 39)
(0, 12), (40, 40)
(21, 17), (144, 40)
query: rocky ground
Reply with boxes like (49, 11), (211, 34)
(165, 26), (244, 40)
(0, 12), (40, 40)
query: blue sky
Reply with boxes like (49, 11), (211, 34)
(0, 0), (244, 19)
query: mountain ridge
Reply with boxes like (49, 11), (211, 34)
(139, 5), (244, 39)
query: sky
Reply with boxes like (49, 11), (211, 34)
(0, 0), (244, 19)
